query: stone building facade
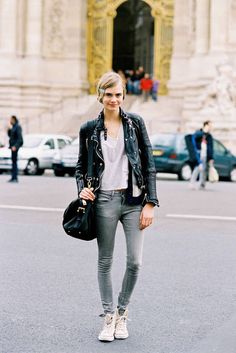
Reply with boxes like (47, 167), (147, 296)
(0, 0), (87, 118)
(169, 0), (236, 149)
(0, 0), (236, 148)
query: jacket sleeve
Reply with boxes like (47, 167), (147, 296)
(137, 117), (159, 207)
(14, 125), (23, 150)
(207, 135), (214, 160)
(191, 132), (201, 165)
(75, 123), (88, 196)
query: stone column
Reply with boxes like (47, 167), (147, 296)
(171, 0), (190, 56)
(195, 0), (210, 54)
(169, 0), (190, 85)
(210, 0), (228, 52)
(25, 0), (42, 56)
(0, 0), (17, 54)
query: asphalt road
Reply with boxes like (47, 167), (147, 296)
(1, 174), (236, 353)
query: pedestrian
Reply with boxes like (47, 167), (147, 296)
(7, 115), (23, 183)
(133, 69), (142, 95)
(151, 77), (159, 101)
(75, 71), (159, 342)
(188, 120), (214, 189)
(140, 73), (153, 102)
(125, 69), (136, 94)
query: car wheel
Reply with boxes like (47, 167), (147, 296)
(230, 167), (236, 182)
(25, 159), (39, 175)
(54, 169), (65, 177)
(178, 163), (192, 181)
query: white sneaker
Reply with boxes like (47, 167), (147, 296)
(115, 309), (129, 339)
(98, 313), (116, 342)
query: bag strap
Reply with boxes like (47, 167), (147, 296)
(86, 120), (96, 188)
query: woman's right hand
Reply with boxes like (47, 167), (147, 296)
(79, 187), (95, 201)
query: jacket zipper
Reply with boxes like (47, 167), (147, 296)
(93, 133), (105, 193)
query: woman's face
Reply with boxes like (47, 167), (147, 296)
(102, 83), (124, 112)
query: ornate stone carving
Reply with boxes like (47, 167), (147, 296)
(200, 63), (236, 117)
(43, 0), (65, 57)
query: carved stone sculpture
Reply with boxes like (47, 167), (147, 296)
(200, 63), (236, 116)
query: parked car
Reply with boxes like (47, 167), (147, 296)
(150, 133), (236, 181)
(0, 134), (72, 175)
(52, 137), (79, 177)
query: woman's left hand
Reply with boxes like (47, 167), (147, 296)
(139, 203), (154, 230)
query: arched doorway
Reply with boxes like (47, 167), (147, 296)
(87, 0), (174, 94)
(113, 1), (154, 75)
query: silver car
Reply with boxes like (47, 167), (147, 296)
(52, 137), (79, 177)
(0, 134), (72, 175)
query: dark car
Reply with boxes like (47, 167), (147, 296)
(52, 138), (79, 177)
(150, 133), (236, 181)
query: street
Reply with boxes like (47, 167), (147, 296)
(1, 174), (236, 353)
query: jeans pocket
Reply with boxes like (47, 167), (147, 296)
(96, 192), (112, 203)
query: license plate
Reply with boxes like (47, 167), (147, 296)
(153, 150), (164, 156)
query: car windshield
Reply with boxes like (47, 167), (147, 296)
(72, 137), (79, 145)
(23, 136), (43, 148)
(150, 134), (175, 147)
(175, 135), (187, 152)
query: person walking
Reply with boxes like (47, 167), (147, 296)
(189, 120), (214, 189)
(7, 115), (23, 183)
(75, 71), (159, 342)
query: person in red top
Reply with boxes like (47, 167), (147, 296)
(140, 73), (153, 102)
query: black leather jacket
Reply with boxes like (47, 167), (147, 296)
(75, 108), (159, 206)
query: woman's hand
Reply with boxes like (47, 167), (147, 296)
(139, 203), (154, 230)
(79, 187), (95, 201)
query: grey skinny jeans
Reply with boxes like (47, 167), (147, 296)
(95, 190), (144, 314)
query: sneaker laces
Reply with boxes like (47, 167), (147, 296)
(99, 313), (115, 328)
(116, 312), (130, 330)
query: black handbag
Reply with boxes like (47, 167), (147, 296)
(62, 125), (96, 240)
(62, 197), (96, 240)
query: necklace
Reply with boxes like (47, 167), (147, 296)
(104, 120), (122, 139)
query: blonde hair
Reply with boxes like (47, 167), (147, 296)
(97, 71), (126, 103)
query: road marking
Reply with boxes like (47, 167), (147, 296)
(166, 214), (236, 222)
(0, 204), (64, 212)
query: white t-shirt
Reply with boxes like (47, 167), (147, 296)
(100, 125), (128, 190)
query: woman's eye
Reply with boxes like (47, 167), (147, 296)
(116, 94), (122, 97)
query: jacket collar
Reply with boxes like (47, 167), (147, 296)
(96, 107), (131, 130)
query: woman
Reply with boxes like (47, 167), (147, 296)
(75, 71), (159, 342)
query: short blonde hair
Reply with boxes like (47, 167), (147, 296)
(97, 71), (126, 103)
